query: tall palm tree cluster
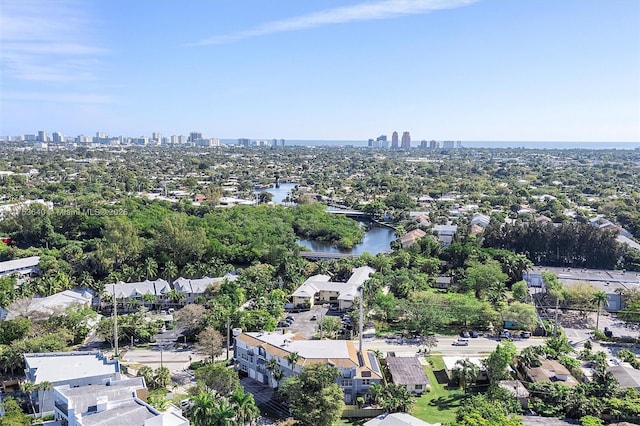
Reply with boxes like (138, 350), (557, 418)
(190, 387), (259, 426)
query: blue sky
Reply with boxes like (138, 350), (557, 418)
(1, 0), (639, 142)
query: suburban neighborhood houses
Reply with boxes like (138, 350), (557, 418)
(0, 143), (639, 426)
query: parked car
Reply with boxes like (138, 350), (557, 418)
(460, 331), (470, 338)
(452, 338), (469, 346)
(310, 315), (317, 321)
(277, 321), (290, 327)
(470, 330), (479, 338)
(499, 330), (511, 338)
(286, 316), (295, 322)
(520, 331), (531, 338)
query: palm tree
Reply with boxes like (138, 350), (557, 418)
(368, 382), (384, 406)
(229, 387), (259, 425)
(452, 358), (480, 391)
(20, 382), (37, 415)
(518, 346), (544, 370)
(591, 290), (608, 332)
(143, 258), (158, 280)
(141, 293), (157, 309)
(37, 381), (52, 417)
(210, 398), (236, 426)
(166, 289), (186, 306)
(286, 351), (300, 372)
(190, 391), (215, 426)
(265, 358), (280, 387)
(163, 260), (178, 285)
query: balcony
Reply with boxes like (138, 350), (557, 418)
(55, 401), (68, 416)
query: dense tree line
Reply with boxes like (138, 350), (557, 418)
(482, 221), (634, 270)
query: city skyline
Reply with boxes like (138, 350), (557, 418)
(1, 0), (639, 142)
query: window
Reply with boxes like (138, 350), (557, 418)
(241, 364), (248, 372)
(415, 384), (423, 390)
(341, 379), (353, 387)
(362, 379), (371, 385)
(241, 354), (254, 363)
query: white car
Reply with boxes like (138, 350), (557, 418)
(452, 338), (469, 346)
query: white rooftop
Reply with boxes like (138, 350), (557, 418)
(365, 412), (440, 426)
(5, 289), (93, 320)
(442, 356), (485, 371)
(25, 352), (119, 384)
(0, 256), (40, 274)
(291, 267), (374, 301)
(246, 332), (351, 360)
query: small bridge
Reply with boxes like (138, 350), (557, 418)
(300, 251), (361, 260)
(327, 209), (369, 218)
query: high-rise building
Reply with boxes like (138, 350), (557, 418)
(38, 131), (48, 142)
(52, 132), (64, 143)
(391, 131), (399, 149)
(429, 140), (438, 149)
(189, 132), (202, 142)
(152, 132), (162, 141)
(401, 131), (411, 149)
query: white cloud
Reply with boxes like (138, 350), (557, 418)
(0, 0), (107, 82)
(193, 0), (476, 46)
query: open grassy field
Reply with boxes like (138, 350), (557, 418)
(410, 355), (465, 425)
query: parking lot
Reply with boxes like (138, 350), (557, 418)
(278, 304), (347, 338)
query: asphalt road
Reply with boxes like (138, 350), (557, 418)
(360, 335), (543, 357)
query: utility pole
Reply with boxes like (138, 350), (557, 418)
(113, 286), (118, 358)
(226, 317), (231, 361)
(359, 286), (364, 353)
(553, 297), (559, 337)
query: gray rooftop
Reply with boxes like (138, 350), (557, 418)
(58, 377), (146, 414)
(386, 356), (429, 386)
(0, 256), (40, 274)
(104, 279), (170, 298)
(608, 365), (640, 389)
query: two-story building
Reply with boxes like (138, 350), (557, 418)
(53, 377), (189, 426)
(291, 266), (374, 311)
(172, 274), (237, 304)
(24, 352), (121, 414)
(234, 331), (383, 404)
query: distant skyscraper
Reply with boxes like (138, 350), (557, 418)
(391, 131), (399, 149)
(429, 140), (438, 149)
(189, 132), (202, 142)
(38, 131), (48, 142)
(52, 132), (64, 143)
(152, 132), (162, 141)
(401, 131), (411, 149)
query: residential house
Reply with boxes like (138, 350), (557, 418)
(173, 274), (237, 304)
(365, 412), (440, 426)
(53, 377), (189, 426)
(498, 380), (530, 409)
(442, 356), (487, 381)
(0, 256), (41, 278)
(5, 289), (93, 320)
(608, 365), (640, 391)
(386, 355), (430, 395)
(432, 224), (457, 247)
(24, 352), (121, 413)
(234, 331), (383, 404)
(400, 229), (427, 248)
(525, 358), (579, 387)
(291, 266), (375, 311)
(433, 275), (452, 290)
(470, 213), (490, 228)
(102, 279), (171, 310)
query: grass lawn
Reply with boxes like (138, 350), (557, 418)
(411, 355), (465, 425)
